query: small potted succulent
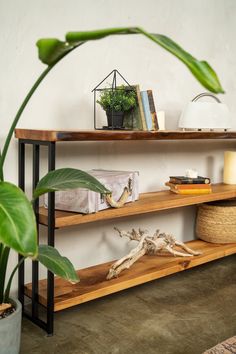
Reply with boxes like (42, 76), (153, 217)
(97, 85), (137, 128)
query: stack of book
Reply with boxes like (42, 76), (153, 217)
(123, 86), (159, 131)
(165, 176), (212, 195)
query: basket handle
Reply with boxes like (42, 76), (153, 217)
(105, 178), (132, 208)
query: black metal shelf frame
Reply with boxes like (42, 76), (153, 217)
(18, 138), (55, 335)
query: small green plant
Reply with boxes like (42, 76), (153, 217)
(97, 86), (137, 112)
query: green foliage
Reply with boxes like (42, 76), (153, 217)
(37, 245), (79, 284)
(0, 165), (111, 303)
(33, 168), (110, 199)
(0, 182), (37, 257)
(97, 86), (137, 112)
(0, 169), (111, 303)
(36, 27), (224, 94)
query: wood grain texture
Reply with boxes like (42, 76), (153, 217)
(15, 129), (236, 142)
(24, 240), (236, 312)
(38, 184), (236, 228)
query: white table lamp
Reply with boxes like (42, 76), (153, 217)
(178, 93), (231, 130)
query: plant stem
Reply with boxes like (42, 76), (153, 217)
(0, 65), (53, 181)
(0, 150), (2, 181)
(3, 256), (25, 303)
(0, 243), (3, 261)
(0, 44), (79, 182)
(0, 246), (10, 303)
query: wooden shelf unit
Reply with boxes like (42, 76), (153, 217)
(24, 240), (236, 312)
(15, 128), (236, 333)
(38, 183), (236, 228)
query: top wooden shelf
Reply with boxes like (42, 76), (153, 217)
(15, 129), (236, 142)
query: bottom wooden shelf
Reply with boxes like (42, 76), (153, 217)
(25, 240), (236, 312)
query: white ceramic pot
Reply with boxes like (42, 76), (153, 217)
(0, 299), (22, 354)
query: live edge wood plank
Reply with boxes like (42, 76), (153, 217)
(24, 240), (236, 312)
(15, 129), (236, 142)
(38, 184), (236, 228)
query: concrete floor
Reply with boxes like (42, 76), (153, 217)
(20, 255), (236, 354)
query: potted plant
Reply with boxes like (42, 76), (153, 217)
(97, 85), (137, 128)
(0, 26), (224, 352)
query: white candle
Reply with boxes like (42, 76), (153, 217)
(157, 111), (165, 130)
(223, 151), (236, 184)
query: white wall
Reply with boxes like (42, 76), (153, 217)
(1, 0), (236, 293)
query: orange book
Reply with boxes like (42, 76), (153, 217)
(168, 188), (212, 195)
(165, 182), (212, 190)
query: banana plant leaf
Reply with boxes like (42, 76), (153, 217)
(37, 245), (79, 284)
(33, 167), (111, 199)
(0, 182), (37, 257)
(36, 27), (224, 94)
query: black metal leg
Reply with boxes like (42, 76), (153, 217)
(18, 140), (25, 307)
(46, 142), (56, 335)
(18, 139), (56, 335)
(32, 144), (40, 319)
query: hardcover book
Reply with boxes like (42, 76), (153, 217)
(147, 90), (159, 130)
(169, 176), (211, 184)
(165, 182), (212, 190)
(168, 188), (212, 195)
(141, 91), (153, 131)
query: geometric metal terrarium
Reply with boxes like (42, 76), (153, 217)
(92, 69), (137, 130)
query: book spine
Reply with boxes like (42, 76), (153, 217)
(147, 90), (159, 130)
(136, 86), (147, 130)
(169, 188), (212, 195)
(141, 91), (153, 131)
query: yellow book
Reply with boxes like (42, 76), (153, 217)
(169, 187), (212, 195)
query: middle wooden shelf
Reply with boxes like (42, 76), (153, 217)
(38, 183), (236, 228)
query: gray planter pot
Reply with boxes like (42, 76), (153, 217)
(106, 111), (124, 128)
(0, 299), (22, 354)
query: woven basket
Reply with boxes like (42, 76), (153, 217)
(196, 200), (236, 243)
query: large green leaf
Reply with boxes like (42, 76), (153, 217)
(37, 245), (79, 284)
(0, 182), (37, 257)
(36, 38), (77, 67)
(33, 167), (110, 199)
(147, 33), (223, 94)
(36, 26), (224, 94)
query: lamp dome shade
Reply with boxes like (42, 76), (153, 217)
(178, 101), (231, 130)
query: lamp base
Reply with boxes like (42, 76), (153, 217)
(179, 128), (229, 132)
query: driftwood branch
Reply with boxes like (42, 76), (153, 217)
(107, 228), (201, 279)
